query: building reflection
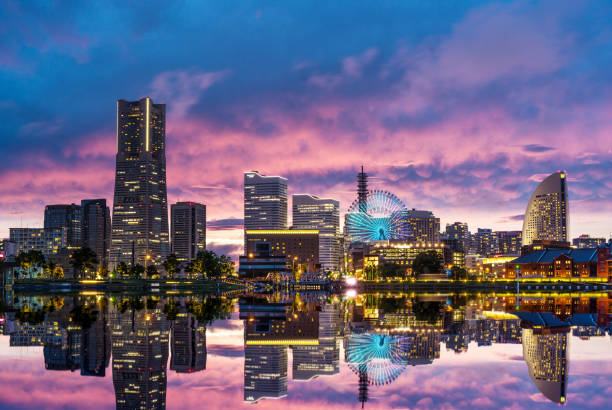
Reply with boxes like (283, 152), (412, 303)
(0, 293), (609, 408)
(111, 302), (169, 410)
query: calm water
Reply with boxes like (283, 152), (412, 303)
(0, 292), (610, 409)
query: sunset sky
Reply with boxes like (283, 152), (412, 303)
(1, 1), (611, 258)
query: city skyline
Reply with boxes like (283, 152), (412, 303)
(1, 3), (611, 258)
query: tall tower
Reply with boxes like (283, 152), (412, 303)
(171, 202), (206, 262)
(243, 171), (288, 231)
(357, 166), (368, 213)
(292, 194), (341, 271)
(110, 98), (169, 268)
(81, 199), (111, 266)
(522, 171), (569, 246)
(44, 203), (82, 247)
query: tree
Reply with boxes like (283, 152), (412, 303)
(130, 264), (145, 279)
(379, 263), (404, 278)
(450, 266), (468, 281)
(217, 255), (235, 278)
(16, 250), (45, 278)
(412, 251), (443, 276)
(70, 247), (99, 279)
(145, 265), (158, 279)
(52, 265), (64, 280)
(116, 262), (128, 278)
(192, 250), (219, 279)
(163, 254), (180, 279)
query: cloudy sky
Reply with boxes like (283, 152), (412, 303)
(1, 1), (611, 256)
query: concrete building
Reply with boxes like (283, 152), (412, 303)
(404, 209), (440, 244)
(445, 222), (469, 252)
(110, 97), (169, 268)
(44, 204), (81, 247)
(9, 228), (67, 256)
(572, 234), (606, 249)
(171, 202), (206, 262)
(244, 230), (319, 273)
(81, 199), (111, 266)
(170, 312), (206, 373)
(244, 171), (288, 231)
(522, 171), (569, 247)
(292, 194), (340, 272)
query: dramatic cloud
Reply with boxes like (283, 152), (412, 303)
(1, 0), (611, 250)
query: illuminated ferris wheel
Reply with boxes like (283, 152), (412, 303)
(345, 190), (410, 242)
(345, 332), (411, 386)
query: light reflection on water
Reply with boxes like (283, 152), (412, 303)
(0, 292), (610, 409)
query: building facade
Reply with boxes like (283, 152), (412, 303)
(244, 230), (319, 273)
(572, 235), (606, 249)
(363, 240), (446, 277)
(522, 171), (569, 247)
(292, 194), (340, 272)
(508, 247), (610, 280)
(81, 199), (111, 266)
(44, 204), (81, 247)
(244, 171), (288, 231)
(404, 209), (440, 244)
(110, 98), (169, 268)
(171, 202), (206, 262)
(445, 222), (469, 252)
(9, 228), (67, 256)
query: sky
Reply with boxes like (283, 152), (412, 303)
(1, 1), (612, 257)
(1, 313), (611, 409)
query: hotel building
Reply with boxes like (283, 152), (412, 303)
(244, 171), (288, 231)
(522, 171), (569, 247)
(171, 202), (206, 262)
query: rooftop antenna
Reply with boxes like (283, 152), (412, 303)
(357, 165), (368, 213)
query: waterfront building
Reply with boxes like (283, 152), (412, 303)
(170, 311), (206, 373)
(522, 327), (569, 404)
(81, 199), (111, 266)
(404, 209), (440, 244)
(363, 240), (445, 277)
(496, 231), (522, 255)
(44, 204), (82, 247)
(110, 97), (169, 268)
(292, 194), (341, 272)
(572, 234), (606, 249)
(445, 222), (469, 252)
(244, 171), (288, 231)
(9, 228), (67, 256)
(80, 307), (111, 377)
(472, 228), (498, 257)
(111, 306), (169, 409)
(171, 202), (206, 263)
(0, 239), (17, 259)
(244, 345), (288, 402)
(508, 247), (610, 280)
(522, 171), (569, 247)
(239, 242), (287, 279)
(244, 230), (319, 273)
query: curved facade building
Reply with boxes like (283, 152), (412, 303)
(522, 172), (569, 246)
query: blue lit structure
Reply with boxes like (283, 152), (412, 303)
(345, 333), (410, 386)
(345, 190), (409, 242)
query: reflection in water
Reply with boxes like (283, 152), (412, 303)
(0, 292), (610, 408)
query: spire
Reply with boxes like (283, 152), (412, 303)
(357, 166), (368, 213)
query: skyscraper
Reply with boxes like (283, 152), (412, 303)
(292, 194), (341, 271)
(171, 202), (206, 262)
(81, 199), (111, 266)
(445, 222), (469, 252)
(170, 311), (207, 373)
(44, 204), (81, 247)
(244, 171), (288, 231)
(110, 98), (169, 267)
(522, 171), (569, 247)
(404, 209), (440, 244)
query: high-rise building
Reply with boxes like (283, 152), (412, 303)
(244, 345), (288, 402)
(522, 171), (569, 247)
(404, 209), (440, 244)
(496, 231), (522, 254)
(110, 98), (169, 268)
(244, 171), (288, 231)
(572, 234), (606, 249)
(44, 204), (81, 247)
(292, 194), (340, 271)
(170, 311), (206, 373)
(80, 306), (111, 377)
(522, 328), (569, 404)
(171, 202), (206, 262)
(472, 228), (498, 256)
(445, 222), (469, 252)
(9, 228), (67, 256)
(81, 199), (111, 266)
(111, 306), (169, 409)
